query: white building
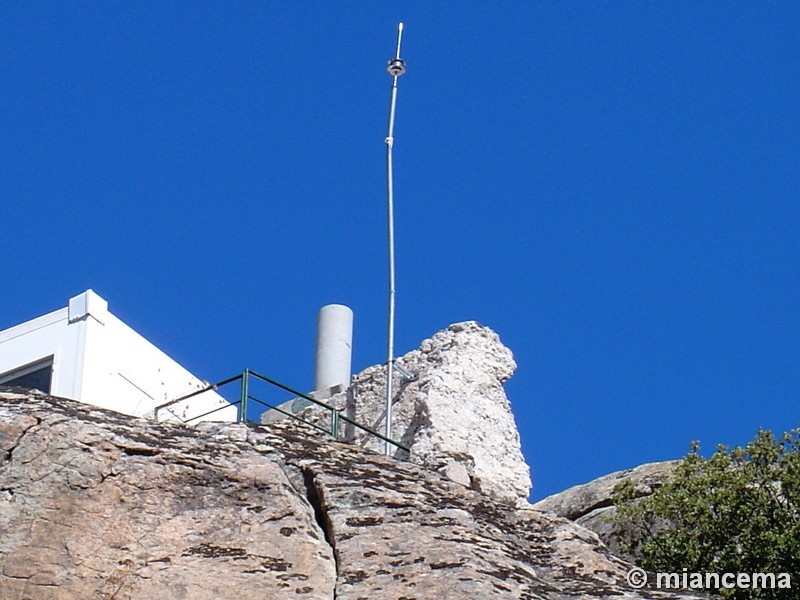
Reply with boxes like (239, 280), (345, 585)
(0, 290), (236, 423)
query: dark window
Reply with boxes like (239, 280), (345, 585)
(0, 357), (53, 394)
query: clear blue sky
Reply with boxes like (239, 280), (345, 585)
(2, 3), (798, 500)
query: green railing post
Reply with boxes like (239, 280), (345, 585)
(239, 369), (250, 423)
(331, 409), (340, 439)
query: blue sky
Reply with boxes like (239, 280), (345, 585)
(2, 3), (798, 500)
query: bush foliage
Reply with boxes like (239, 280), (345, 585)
(613, 428), (800, 599)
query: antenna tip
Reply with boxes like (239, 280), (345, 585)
(398, 22), (404, 31)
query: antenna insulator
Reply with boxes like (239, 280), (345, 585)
(387, 58), (406, 76)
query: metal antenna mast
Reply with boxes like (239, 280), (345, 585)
(384, 22), (406, 456)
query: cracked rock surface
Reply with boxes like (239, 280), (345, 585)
(0, 391), (701, 599)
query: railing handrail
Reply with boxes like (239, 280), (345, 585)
(154, 370), (409, 453)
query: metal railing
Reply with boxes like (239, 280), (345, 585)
(154, 369), (409, 453)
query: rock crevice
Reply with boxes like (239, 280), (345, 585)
(301, 465), (339, 580)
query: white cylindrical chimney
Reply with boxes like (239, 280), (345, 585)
(314, 304), (353, 392)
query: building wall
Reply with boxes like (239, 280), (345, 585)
(0, 290), (236, 423)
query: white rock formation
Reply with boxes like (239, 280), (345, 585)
(289, 321), (532, 505)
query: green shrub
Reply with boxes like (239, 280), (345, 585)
(613, 429), (800, 599)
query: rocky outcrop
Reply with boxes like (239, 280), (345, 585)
(282, 321), (531, 505)
(0, 390), (336, 600)
(0, 390), (701, 599)
(532, 461), (678, 557)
